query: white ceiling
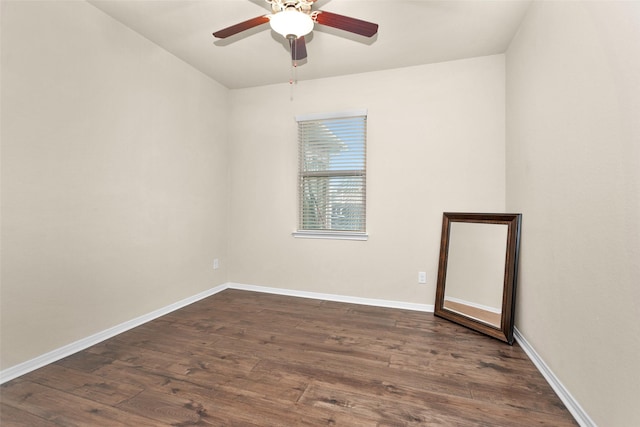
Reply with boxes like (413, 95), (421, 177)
(88, 0), (532, 89)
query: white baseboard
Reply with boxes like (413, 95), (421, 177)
(227, 282), (435, 313)
(0, 284), (228, 384)
(514, 327), (596, 427)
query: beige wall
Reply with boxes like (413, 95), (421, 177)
(0, 1), (230, 369)
(228, 55), (506, 304)
(506, 1), (640, 425)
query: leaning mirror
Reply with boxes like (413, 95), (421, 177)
(434, 212), (522, 344)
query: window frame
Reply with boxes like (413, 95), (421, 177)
(293, 109), (368, 241)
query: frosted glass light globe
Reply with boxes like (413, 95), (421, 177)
(269, 9), (314, 38)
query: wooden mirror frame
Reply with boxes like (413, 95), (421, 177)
(434, 212), (522, 344)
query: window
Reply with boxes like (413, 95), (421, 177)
(294, 110), (367, 240)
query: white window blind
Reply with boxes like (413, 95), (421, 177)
(296, 111), (367, 236)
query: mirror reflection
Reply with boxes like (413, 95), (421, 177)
(443, 222), (508, 328)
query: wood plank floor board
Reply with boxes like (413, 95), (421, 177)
(300, 379), (578, 427)
(1, 289), (577, 426)
(388, 346), (546, 386)
(93, 344), (262, 389)
(200, 319), (334, 353)
(250, 355), (481, 406)
(54, 351), (115, 373)
(0, 403), (59, 427)
(466, 379), (573, 418)
(98, 334), (263, 376)
(117, 374), (368, 427)
(114, 388), (220, 426)
(1, 381), (158, 426)
(13, 364), (145, 406)
(298, 380), (485, 426)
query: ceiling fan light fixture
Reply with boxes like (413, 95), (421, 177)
(269, 9), (314, 39)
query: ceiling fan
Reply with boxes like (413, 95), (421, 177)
(212, 0), (379, 63)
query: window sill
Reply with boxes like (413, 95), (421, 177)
(292, 231), (368, 241)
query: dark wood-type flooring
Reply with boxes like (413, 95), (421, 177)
(1, 289), (577, 426)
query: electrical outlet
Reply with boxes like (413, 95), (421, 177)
(213, 258), (219, 270)
(418, 272), (427, 284)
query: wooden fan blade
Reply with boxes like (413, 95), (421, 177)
(291, 36), (307, 61)
(314, 11), (378, 38)
(213, 15), (270, 38)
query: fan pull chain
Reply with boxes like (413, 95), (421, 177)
(289, 58), (297, 100)
(290, 60), (298, 85)
(288, 46), (295, 100)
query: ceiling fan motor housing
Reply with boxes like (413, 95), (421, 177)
(268, 0), (313, 15)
